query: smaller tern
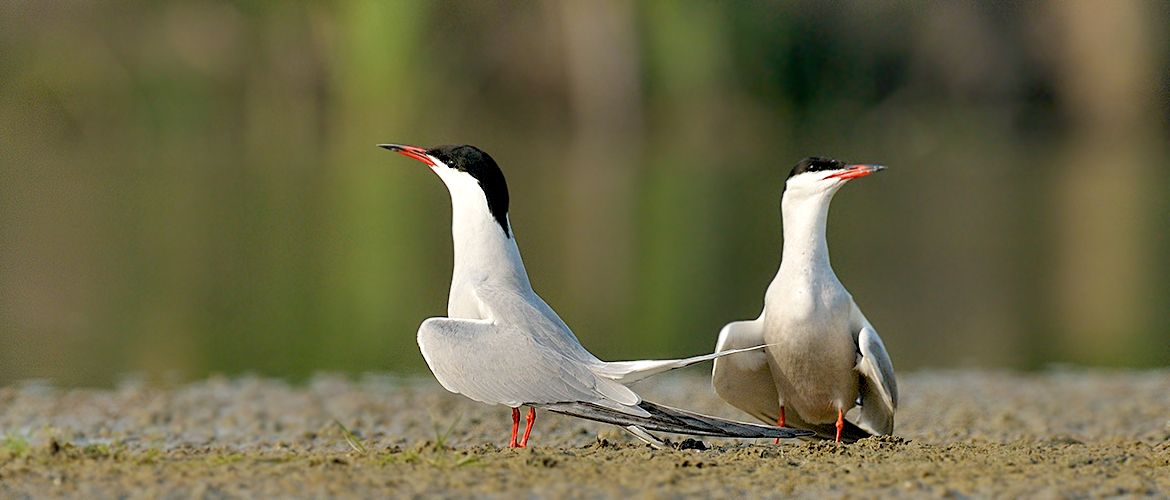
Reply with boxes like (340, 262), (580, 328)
(380, 143), (812, 447)
(712, 157), (898, 443)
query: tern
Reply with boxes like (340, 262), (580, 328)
(380, 143), (812, 448)
(712, 157), (898, 443)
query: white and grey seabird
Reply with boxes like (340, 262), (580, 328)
(712, 157), (898, 443)
(380, 143), (812, 448)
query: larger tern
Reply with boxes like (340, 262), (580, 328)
(712, 157), (898, 443)
(380, 143), (812, 448)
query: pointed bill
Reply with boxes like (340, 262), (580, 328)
(378, 143), (435, 166)
(826, 164), (885, 181)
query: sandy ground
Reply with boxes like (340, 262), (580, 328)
(1, 369), (1168, 498)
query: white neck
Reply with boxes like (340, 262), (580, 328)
(439, 170), (532, 301)
(776, 187), (838, 283)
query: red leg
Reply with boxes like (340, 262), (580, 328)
(774, 406), (786, 444)
(519, 407), (536, 447)
(508, 407), (521, 448)
(835, 408), (844, 443)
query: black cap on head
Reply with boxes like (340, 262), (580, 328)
(427, 145), (511, 238)
(788, 156), (847, 179)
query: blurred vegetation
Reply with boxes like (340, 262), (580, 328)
(1, 1), (1167, 386)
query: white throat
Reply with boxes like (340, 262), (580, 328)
(435, 168), (532, 315)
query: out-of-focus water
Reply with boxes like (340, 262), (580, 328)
(1, 1), (1167, 385)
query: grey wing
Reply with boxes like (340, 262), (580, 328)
(475, 284), (771, 390)
(473, 285), (602, 364)
(710, 319), (779, 425)
(417, 317), (644, 413)
(851, 307), (898, 435)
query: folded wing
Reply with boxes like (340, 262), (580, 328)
(710, 319), (780, 424)
(417, 317), (647, 415)
(852, 305), (898, 435)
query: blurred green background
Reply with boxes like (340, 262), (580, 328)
(1, 1), (1167, 386)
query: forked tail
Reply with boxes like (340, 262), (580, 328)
(593, 344), (771, 385)
(545, 400), (814, 439)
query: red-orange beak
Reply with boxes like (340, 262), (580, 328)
(378, 144), (435, 166)
(825, 164), (885, 181)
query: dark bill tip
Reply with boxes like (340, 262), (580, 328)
(826, 164), (886, 181)
(378, 143), (435, 166)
